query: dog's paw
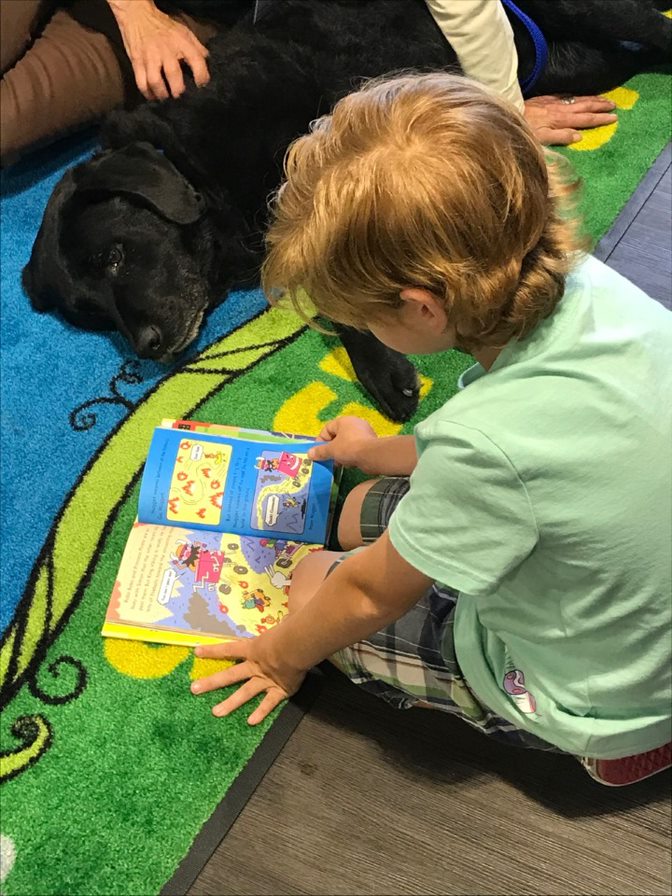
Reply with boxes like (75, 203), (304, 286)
(337, 328), (421, 422)
(357, 356), (420, 423)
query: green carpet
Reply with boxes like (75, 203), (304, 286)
(1, 67), (670, 896)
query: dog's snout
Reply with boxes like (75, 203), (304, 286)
(135, 325), (163, 358)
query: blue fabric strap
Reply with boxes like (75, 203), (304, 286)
(500, 0), (548, 96)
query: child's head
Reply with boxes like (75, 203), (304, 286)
(262, 73), (586, 353)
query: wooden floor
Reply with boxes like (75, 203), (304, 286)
(190, 148), (672, 896)
(594, 143), (672, 310)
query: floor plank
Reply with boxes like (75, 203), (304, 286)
(605, 162), (672, 308)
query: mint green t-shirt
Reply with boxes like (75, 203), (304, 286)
(388, 256), (672, 758)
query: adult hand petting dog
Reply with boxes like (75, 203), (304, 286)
(190, 638), (307, 725)
(107, 0), (210, 101)
(524, 95), (618, 145)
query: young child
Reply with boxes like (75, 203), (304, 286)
(191, 73), (671, 777)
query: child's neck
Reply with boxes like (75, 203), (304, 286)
(472, 345), (502, 371)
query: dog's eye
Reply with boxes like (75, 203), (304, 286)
(105, 245), (124, 274)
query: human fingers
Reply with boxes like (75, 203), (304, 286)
(247, 689), (286, 726)
(188, 31), (210, 58)
(191, 659), (254, 695)
(533, 95), (616, 111)
(183, 36), (210, 87)
(162, 56), (186, 98)
(316, 419), (340, 442)
(145, 49), (170, 101)
(559, 95), (617, 111)
(211, 678), (270, 717)
(552, 109), (618, 130)
(536, 127), (582, 146)
(194, 639), (250, 661)
(308, 440), (337, 462)
(131, 58), (154, 101)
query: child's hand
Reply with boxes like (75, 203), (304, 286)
(308, 416), (378, 470)
(190, 637), (306, 725)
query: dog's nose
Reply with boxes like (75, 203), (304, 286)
(134, 325), (163, 358)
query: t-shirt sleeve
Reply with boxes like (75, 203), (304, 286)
(388, 422), (538, 594)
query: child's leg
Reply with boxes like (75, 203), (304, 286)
(337, 479), (380, 549)
(289, 475), (410, 610)
(287, 549), (344, 614)
(337, 476), (410, 549)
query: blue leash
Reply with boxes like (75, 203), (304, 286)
(500, 0), (548, 96)
(253, 0), (548, 97)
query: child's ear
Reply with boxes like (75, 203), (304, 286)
(400, 287), (448, 332)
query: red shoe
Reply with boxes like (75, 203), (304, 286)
(581, 742), (672, 786)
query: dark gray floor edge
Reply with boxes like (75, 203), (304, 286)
(594, 142), (671, 261)
(160, 670), (323, 896)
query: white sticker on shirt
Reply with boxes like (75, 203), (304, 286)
(503, 668), (537, 714)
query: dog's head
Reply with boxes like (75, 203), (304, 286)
(23, 143), (214, 360)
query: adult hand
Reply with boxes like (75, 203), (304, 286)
(108, 0), (210, 101)
(524, 95), (618, 146)
(308, 416), (378, 469)
(190, 638), (307, 725)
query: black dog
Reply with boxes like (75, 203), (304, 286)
(23, 0), (671, 421)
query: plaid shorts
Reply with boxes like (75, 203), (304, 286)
(329, 477), (557, 750)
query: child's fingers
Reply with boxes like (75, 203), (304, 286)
(308, 441), (335, 462)
(317, 419), (339, 441)
(195, 639), (248, 660)
(247, 689), (286, 725)
(211, 679), (268, 717)
(191, 659), (253, 694)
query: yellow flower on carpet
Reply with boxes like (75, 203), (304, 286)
(569, 86), (640, 152)
(104, 638), (233, 681)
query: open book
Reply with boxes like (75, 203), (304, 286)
(102, 419), (338, 647)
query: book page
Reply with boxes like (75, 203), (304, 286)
(160, 419), (314, 443)
(102, 520), (320, 646)
(138, 427), (334, 543)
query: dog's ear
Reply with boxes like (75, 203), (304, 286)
(75, 143), (206, 225)
(23, 167), (79, 311)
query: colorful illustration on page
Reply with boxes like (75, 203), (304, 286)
(251, 451), (313, 534)
(111, 528), (321, 638)
(167, 438), (232, 525)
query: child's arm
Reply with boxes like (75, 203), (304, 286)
(262, 532), (432, 671)
(191, 531), (433, 722)
(308, 416), (418, 476)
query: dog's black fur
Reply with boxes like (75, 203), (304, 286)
(23, 0), (671, 420)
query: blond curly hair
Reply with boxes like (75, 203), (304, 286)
(262, 73), (588, 351)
